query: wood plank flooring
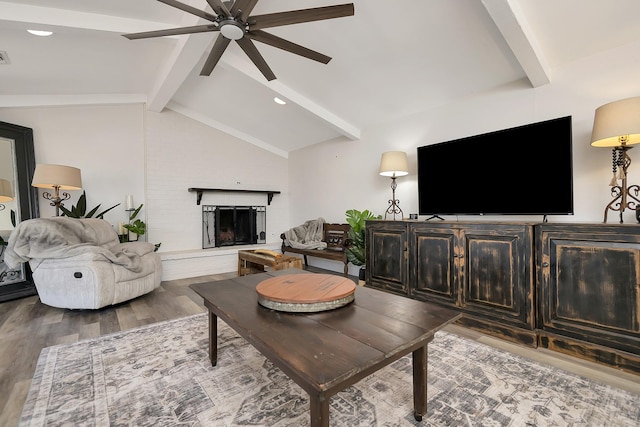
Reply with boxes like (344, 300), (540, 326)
(1, 269), (638, 426)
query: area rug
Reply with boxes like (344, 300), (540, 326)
(19, 314), (640, 427)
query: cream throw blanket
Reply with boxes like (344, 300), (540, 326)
(283, 218), (327, 250)
(5, 217), (152, 273)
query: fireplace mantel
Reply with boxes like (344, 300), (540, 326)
(188, 188), (281, 205)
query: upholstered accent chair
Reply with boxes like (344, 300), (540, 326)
(4, 217), (161, 309)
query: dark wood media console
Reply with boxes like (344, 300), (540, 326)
(366, 220), (640, 375)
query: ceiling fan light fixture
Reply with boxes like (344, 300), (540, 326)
(122, 2), (355, 81)
(220, 21), (245, 40)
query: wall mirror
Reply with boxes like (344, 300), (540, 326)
(0, 121), (39, 302)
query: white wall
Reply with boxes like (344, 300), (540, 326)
(288, 39), (640, 276)
(0, 104), (289, 280)
(0, 104), (145, 226)
(144, 109), (289, 279)
(3, 38), (640, 280)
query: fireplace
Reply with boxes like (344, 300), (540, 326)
(202, 205), (266, 249)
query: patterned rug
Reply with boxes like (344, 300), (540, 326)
(20, 313), (640, 426)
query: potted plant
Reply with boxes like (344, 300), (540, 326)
(123, 204), (146, 241)
(345, 209), (381, 284)
(59, 191), (120, 219)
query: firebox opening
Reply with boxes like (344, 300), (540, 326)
(202, 205), (266, 249)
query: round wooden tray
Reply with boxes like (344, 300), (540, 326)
(256, 273), (356, 312)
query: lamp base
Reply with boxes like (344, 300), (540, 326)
(603, 184), (640, 223)
(42, 187), (71, 217)
(384, 200), (403, 220)
(385, 176), (403, 220)
(602, 145), (640, 223)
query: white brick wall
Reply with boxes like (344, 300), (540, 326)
(0, 105), (291, 281)
(144, 109), (291, 280)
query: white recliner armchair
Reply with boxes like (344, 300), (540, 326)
(4, 217), (162, 309)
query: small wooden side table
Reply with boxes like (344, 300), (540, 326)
(237, 250), (303, 276)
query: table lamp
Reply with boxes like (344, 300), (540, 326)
(591, 96), (640, 223)
(31, 164), (82, 216)
(379, 151), (409, 220)
(0, 178), (14, 211)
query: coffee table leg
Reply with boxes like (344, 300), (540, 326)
(309, 394), (329, 427)
(209, 311), (218, 366)
(412, 344), (428, 421)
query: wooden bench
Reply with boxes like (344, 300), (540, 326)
(237, 249), (303, 276)
(280, 223), (351, 276)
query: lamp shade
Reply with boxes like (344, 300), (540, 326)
(591, 97), (640, 147)
(379, 151), (409, 177)
(0, 178), (13, 202)
(32, 164), (82, 190)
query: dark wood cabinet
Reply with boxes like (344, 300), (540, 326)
(412, 222), (536, 345)
(366, 220), (640, 374)
(366, 221), (408, 295)
(409, 224), (457, 306)
(366, 221), (537, 346)
(536, 223), (640, 373)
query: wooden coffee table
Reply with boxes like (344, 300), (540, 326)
(190, 270), (461, 427)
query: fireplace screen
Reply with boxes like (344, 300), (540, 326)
(202, 205), (266, 249)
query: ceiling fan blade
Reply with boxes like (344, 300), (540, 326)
(200, 35), (232, 76)
(248, 3), (354, 31)
(158, 0), (217, 22)
(205, 0), (231, 17)
(230, 0), (260, 20)
(236, 38), (276, 81)
(247, 30), (331, 64)
(123, 24), (218, 40)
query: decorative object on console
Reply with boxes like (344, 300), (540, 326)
(591, 96), (640, 223)
(379, 151), (409, 220)
(31, 164), (82, 216)
(0, 178), (13, 211)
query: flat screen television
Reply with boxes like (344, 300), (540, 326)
(417, 116), (574, 217)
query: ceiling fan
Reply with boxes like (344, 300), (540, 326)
(123, 0), (354, 81)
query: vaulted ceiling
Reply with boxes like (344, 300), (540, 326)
(1, 0), (640, 157)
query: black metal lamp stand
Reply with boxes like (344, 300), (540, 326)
(604, 145), (640, 223)
(385, 176), (403, 220)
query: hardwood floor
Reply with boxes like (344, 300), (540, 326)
(1, 269), (638, 426)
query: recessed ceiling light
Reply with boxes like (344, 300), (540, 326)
(274, 97), (286, 105)
(27, 29), (53, 37)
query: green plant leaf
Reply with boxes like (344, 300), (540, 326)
(344, 209), (381, 266)
(85, 204), (101, 218)
(59, 205), (79, 218)
(59, 191), (120, 219)
(123, 218), (146, 236)
(76, 192), (87, 216)
(129, 204), (143, 220)
(96, 204), (120, 219)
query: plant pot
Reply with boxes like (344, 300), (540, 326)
(358, 266), (366, 286)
